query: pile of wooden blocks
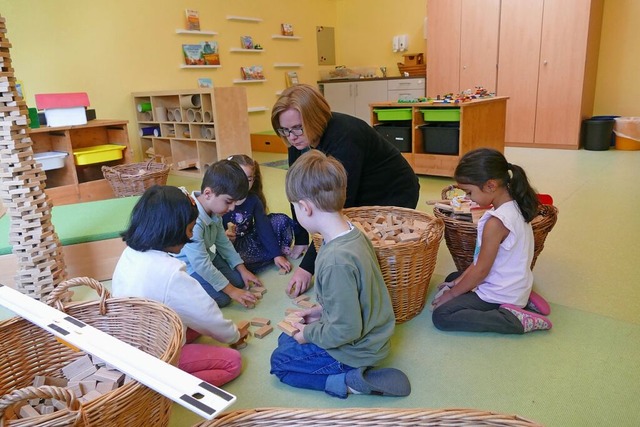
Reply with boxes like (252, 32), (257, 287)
(7, 354), (128, 420)
(0, 15), (66, 299)
(348, 213), (429, 245)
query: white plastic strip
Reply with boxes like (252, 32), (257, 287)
(0, 284), (236, 420)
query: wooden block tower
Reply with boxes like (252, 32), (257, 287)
(0, 15), (67, 299)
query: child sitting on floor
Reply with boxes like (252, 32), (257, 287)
(431, 148), (552, 334)
(223, 154), (294, 274)
(270, 150), (411, 398)
(112, 185), (245, 386)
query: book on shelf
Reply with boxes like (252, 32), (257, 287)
(281, 23), (294, 36)
(182, 41), (220, 66)
(240, 35), (254, 49)
(241, 65), (265, 80)
(185, 9), (200, 31)
(198, 78), (213, 88)
(285, 71), (299, 87)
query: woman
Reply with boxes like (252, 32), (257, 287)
(271, 84), (420, 297)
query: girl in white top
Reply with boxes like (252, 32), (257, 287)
(112, 185), (245, 386)
(431, 148), (552, 334)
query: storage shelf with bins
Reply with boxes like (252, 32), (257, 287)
(132, 87), (251, 178)
(369, 97), (508, 177)
(29, 120), (132, 206)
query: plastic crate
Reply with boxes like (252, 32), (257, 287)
(73, 144), (126, 165)
(373, 108), (412, 121)
(34, 151), (68, 170)
(420, 108), (460, 122)
(375, 122), (412, 152)
(420, 123), (459, 155)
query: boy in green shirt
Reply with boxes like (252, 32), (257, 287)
(270, 150), (410, 398)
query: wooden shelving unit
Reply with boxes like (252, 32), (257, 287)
(369, 97), (508, 177)
(131, 88), (251, 178)
(29, 120), (132, 205)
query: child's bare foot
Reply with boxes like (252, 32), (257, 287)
(288, 245), (306, 259)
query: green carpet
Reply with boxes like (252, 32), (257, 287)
(261, 159), (289, 170)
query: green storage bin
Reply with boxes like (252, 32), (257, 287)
(373, 108), (413, 121)
(420, 108), (461, 122)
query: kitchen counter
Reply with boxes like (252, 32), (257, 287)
(317, 76), (425, 84)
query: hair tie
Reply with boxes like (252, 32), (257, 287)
(178, 186), (196, 206)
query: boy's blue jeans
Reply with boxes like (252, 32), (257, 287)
(270, 333), (355, 398)
(190, 253), (244, 307)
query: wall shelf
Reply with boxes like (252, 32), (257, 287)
(248, 106), (268, 113)
(233, 79), (267, 84)
(273, 63), (303, 68)
(230, 48), (265, 53)
(226, 15), (262, 22)
(175, 29), (218, 36)
(272, 35), (302, 40)
(180, 65), (222, 69)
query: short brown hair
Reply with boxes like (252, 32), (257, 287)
(271, 84), (332, 147)
(285, 150), (346, 212)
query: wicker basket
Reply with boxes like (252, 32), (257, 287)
(314, 206), (444, 323)
(194, 407), (543, 427)
(0, 386), (85, 427)
(0, 277), (183, 427)
(102, 161), (170, 197)
(433, 186), (559, 272)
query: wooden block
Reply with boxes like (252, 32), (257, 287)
(294, 294), (310, 303)
(95, 380), (118, 394)
(277, 321), (300, 336)
(19, 404), (40, 418)
(32, 375), (46, 387)
(80, 389), (102, 403)
(237, 320), (250, 332)
(251, 290), (263, 299)
(92, 367), (124, 384)
(285, 308), (302, 315)
(40, 405), (55, 415)
(80, 380), (97, 395)
(250, 317), (271, 327)
(398, 232), (421, 242)
(285, 314), (303, 324)
(254, 324), (273, 339)
(62, 355), (94, 380)
(44, 376), (68, 387)
(278, 268), (288, 275)
(413, 219), (429, 230)
(296, 300), (316, 309)
(251, 285), (267, 295)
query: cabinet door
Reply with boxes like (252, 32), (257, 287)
(322, 82), (355, 116)
(354, 80), (388, 124)
(426, 0), (462, 98)
(498, 0), (544, 144)
(534, 0), (593, 146)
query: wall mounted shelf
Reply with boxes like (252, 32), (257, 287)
(272, 35), (302, 40)
(180, 65), (222, 69)
(226, 15), (262, 22)
(175, 29), (218, 35)
(230, 48), (265, 53)
(248, 106), (268, 113)
(233, 79), (267, 84)
(273, 63), (303, 68)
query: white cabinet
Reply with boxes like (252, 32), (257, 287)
(320, 79), (425, 125)
(387, 78), (425, 102)
(321, 80), (388, 124)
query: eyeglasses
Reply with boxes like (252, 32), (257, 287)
(276, 125), (304, 137)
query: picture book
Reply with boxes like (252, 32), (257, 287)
(185, 9), (200, 31)
(281, 23), (294, 36)
(241, 66), (265, 80)
(285, 71), (299, 87)
(240, 35), (254, 49)
(182, 41), (220, 66)
(198, 78), (213, 88)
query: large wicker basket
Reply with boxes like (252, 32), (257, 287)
(314, 206), (444, 323)
(433, 186), (559, 272)
(0, 386), (85, 427)
(102, 161), (170, 197)
(194, 407), (543, 427)
(0, 277), (183, 427)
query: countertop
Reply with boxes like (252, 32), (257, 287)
(317, 76), (425, 84)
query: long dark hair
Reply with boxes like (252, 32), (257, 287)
(121, 185), (198, 251)
(226, 154), (268, 212)
(454, 148), (539, 222)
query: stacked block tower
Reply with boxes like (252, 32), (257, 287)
(0, 15), (67, 299)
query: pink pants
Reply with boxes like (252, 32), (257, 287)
(179, 329), (242, 386)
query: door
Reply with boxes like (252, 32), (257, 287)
(353, 80), (388, 124)
(497, 0), (544, 144)
(322, 81), (355, 116)
(426, 0), (461, 98)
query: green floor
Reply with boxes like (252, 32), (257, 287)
(3, 147), (639, 426)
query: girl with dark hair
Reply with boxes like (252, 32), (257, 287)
(432, 148), (552, 334)
(223, 154), (295, 273)
(113, 185), (245, 386)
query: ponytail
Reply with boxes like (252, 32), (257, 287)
(507, 163), (539, 222)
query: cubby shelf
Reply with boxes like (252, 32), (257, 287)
(273, 63), (303, 68)
(175, 29), (218, 35)
(180, 65), (222, 69)
(230, 48), (265, 53)
(226, 15), (262, 22)
(272, 35), (302, 40)
(233, 79), (267, 84)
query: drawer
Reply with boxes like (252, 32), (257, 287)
(388, 78), (425, 91)
(388, 89), (425, 102)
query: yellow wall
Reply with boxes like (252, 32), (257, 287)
(1, 1), (639, 158)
